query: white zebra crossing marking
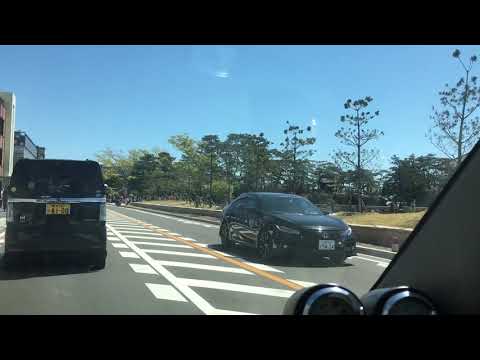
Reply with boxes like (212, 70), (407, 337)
(109, 225), (146, 230)
(129, 263), (157, 274)
(143, 249), (215, 259)
(108, 224), (218, 314)
(119, 251), (140, 259)
(124, 235), (177, 241)
(117, 230), (156, 235)
(130, 241), (191, 249)
(179, 278), (295, 298)
(243, 262), (284, 273)
(111, 243), (129, 249)
(155, 259), (254, 274)
(180, 237), (197, 242)
(145, 283), (188, 302)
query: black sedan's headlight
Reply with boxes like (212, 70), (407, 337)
(343, 226), (352, 237)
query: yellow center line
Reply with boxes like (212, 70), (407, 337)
(109, 210), (303, 291)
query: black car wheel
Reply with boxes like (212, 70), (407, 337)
(220, 221), (233, 249)
(257, 227), (274, 261)
(329, 252), (346, 266)
(89, 251), (106, 271)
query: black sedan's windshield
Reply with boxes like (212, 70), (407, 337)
(260, 196), (323, 215)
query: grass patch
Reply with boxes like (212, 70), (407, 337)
(334, 210), (427, 229)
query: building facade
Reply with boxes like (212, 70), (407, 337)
(13, 131), (46, 166)
(0, 91), (16, 187)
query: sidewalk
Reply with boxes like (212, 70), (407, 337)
(125, 204), (396, 259)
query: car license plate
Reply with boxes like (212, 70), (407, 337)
(46, 203), (71, 215)
(319, 240), (335, 250)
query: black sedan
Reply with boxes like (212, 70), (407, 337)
(219, 192), (356, 265)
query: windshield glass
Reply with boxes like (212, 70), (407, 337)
(0, 44), (477, 315)
(10, 161), (104, 197)
(261, 196), (323, 215)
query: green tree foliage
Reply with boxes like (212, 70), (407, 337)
(382, 154), (454, 205)
(279, 121), (316, 194)
(333, 96), (383, 212)
(428, 49), (480, 167)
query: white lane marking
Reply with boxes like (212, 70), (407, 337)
(109, 221), (144, 224)
(149, 226), (168, 231)
(142, 249), (215, 259)
(354, 253), (392, 263)
(117, 230), (156, 235)
(112, 206), (220, 229)
(210, 249), (234, 257)
(119, 251), (141, 259)
(377, 263), (389, 268)
(351, 256), (389, 267)
(145, 283), (188, 302)
(124, 235), (176, 242)
(107, 237), (120, 241)
(243, 262), (284, 273)
(129, 263), (157, 274)
(179, 278), (295, 298)
(214, 309), (257, 315)
(167, 232), (181, 236)
(130, 241), (191, 249)
(180, 237), (197, 242)
(111, 243), (129, 249)
(287, 279), (317, 288)
(109, 225), (147, 230)
(201, 224), (216, 228)
(108, 224), (219, 315)
(156, 260), (254, 274)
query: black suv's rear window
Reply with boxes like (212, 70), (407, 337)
(10, 160), (104, 198)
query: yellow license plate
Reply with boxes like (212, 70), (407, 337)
(46, 203), (71, 215)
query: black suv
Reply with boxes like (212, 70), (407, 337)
(3, 159), (107, 270)
(219, 192), (356, 265)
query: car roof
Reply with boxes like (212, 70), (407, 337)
(16, 159), (99, 165)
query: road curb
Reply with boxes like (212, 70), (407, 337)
(356, 245), (396, 260)
(120, 205), (395, 260)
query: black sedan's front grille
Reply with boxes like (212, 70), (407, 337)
(293, 229), (343, 249)
(302, 229), (343, 240)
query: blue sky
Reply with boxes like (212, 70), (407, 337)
(1, 45), (479, 169)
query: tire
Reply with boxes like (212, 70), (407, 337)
(89, 252), (106, 271)
(220, 221), (233, 249)
(329, 253), (346, 266)
(257, 227), (275, 261)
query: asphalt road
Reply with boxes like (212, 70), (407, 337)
(0, 206), (389, 315)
